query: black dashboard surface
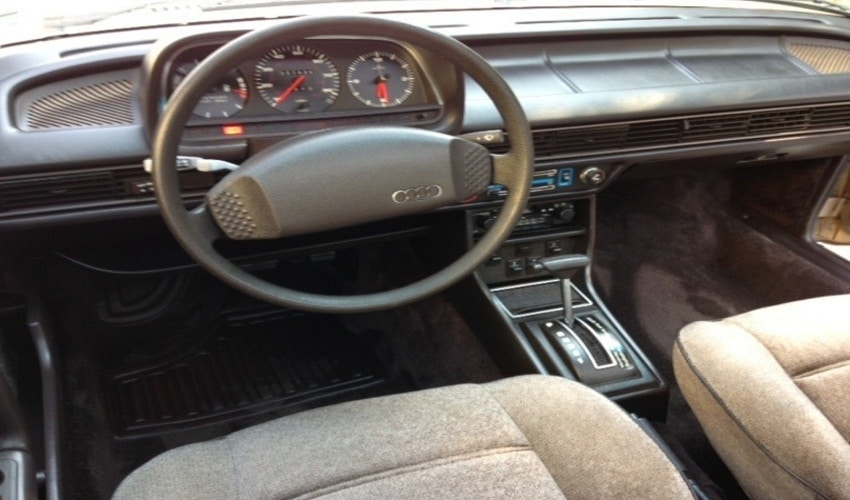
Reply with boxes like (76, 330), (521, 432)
(4, 5), (850, 225)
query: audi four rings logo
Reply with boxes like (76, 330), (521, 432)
(391, 184), (443, 204)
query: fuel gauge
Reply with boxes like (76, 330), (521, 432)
(346, 51), (415, 108)
(171, 61), (248, 119)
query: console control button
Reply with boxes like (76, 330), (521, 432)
(546, 240), (564, 255)
(557, 205), (576, 223)
(486, 255), (503, 267)
(506, 258), (523, 277)
(580, 166), (607, 186)
(557, 168), (574, 187)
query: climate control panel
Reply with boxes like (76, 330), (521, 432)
(470, 199), (589, 284)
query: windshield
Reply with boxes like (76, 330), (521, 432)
(1, 0), (847, 47)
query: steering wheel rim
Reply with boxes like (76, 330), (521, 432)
(151, 15), (533, 313)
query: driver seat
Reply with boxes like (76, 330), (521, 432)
(113, 375), (693, 499)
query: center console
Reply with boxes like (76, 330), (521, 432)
(467, 197), (664, 401)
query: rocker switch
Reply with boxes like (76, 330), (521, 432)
(506, 258), (524, 277)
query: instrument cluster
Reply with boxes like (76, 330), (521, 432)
(163, 38), (433, 126)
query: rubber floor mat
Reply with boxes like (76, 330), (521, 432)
(106, 313), (385, 437)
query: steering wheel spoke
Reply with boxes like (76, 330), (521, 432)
(187, 205), (225, 244)
(492, 153), (521, 188)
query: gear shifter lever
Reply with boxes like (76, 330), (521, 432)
(540, 254), (590, 327)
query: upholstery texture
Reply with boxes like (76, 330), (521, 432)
(674, 295), (850, 500)
(113, 375), (693, 500)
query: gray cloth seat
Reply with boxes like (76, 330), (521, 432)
(674, 295), (850, 500)
(113, 375), (693, 499)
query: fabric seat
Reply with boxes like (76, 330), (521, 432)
(113, 375), (693, 499)
(674, 295), (850, 500)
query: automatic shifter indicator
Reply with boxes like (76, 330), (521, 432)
(541, 317), (638, 385)
(578, 316), (634, 370)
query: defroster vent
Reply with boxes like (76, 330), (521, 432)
(788, 43), (850, 75)
(16, 69), (136, 130)
(25, 80), (134, 130)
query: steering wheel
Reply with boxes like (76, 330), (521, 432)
(150, 16), (533, 313)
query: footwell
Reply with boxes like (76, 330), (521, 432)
(106, 311), (386, 437)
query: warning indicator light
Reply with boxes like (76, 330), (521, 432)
(222, 125), (244, 136)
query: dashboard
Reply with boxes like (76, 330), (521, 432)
(5, 6), (850, 231)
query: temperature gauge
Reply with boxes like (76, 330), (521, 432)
(346, 51), (415, 108)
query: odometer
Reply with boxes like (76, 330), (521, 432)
(254, 45), (340, 113)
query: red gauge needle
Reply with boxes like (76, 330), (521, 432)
(234, 88), (247, 99)
(275, 75), (306, 105)
(376, 81), (390, 103)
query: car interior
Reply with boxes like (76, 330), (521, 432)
(1, 1), (850, 499)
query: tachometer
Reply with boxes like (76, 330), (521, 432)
(171, 61), (248, 119)
(346, 51), (415, 108)
(254, 45), (340, 113)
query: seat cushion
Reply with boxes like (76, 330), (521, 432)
(674, 295), (850, 500)
(113, 375), (692, 499)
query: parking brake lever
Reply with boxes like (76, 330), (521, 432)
(540, 254), (589, 327)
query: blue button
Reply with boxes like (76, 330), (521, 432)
(558, 168), (574, 187)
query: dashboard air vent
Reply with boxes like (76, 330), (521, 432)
(24, 79), (135, 130)
(748, 109), (811, 134)
(810, 104), (850, 127)
(623, 121), (681, 147)
(485, 102), (850, 159)
(788, 43), (850, 74)
(682, 115), (748, 140)
(533, 125), (628, 157)
(0, 172), (123, 212)
(0, 166), (222, 217)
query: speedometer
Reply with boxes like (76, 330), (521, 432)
(254, 45), (340, 113)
